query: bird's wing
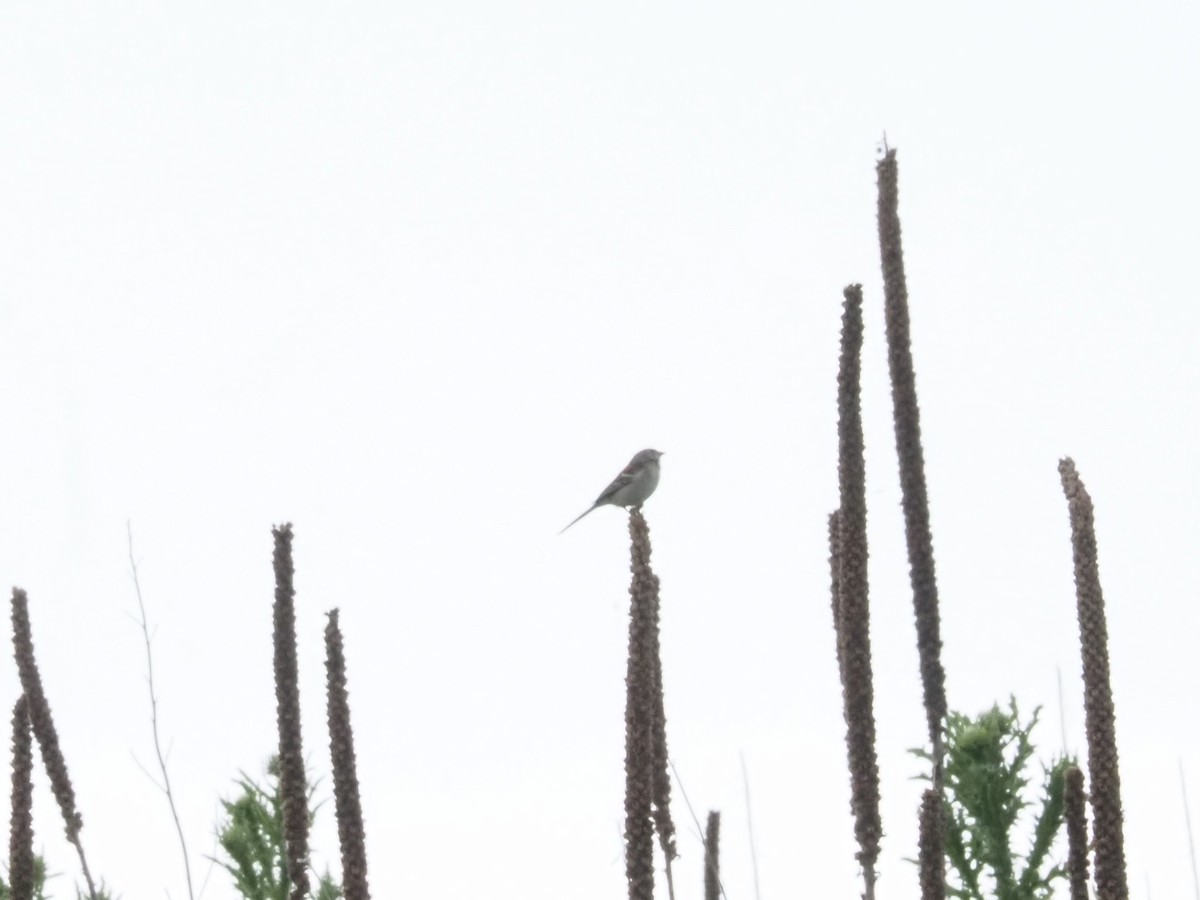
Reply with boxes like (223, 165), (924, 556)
(594, 462), (639, 505)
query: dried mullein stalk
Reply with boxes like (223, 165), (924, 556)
(11, 589), (98, 899)
(917, 788), (946, 900)
(1058, 460), (1129, 900)
(325, 609), (371, 900)
(272, 525), (311, 900)
(624, 508), (662, 900)
(834, 284), (882, 898)
(876, 148), (949, 769)
(11, 589), (82, 840)
(9, 695), (34, 900)
(828, 510), (847, 695)
(638, 518), (677, 872)
(1063, 765), (1090, 900)
(703, 811), (721, 900)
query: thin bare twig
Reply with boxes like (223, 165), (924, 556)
(1057, 666), (1069, 754)
(128, 522), (196, 900)
(1182, 761), (1200, 900)
(666, 759), (728, 900)
(196, 806), (221, 900)
(70, 835), (99, 900)
(740, 752), (762, 900)
(129, 750), (167, 792)
(663, 854), (676, 900)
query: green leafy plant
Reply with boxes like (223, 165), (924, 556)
(0, 859), (115, 900)
(0, 856), (50, 900)
(916, 698), (1075, 900)
(216, 756), (342, 900)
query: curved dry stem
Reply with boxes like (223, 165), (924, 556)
(128, 523), (196, 900)
(668, 759), (728, 900)
(740, 753), (761, 900)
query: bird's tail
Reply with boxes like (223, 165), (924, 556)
(559, 504), (598, 534)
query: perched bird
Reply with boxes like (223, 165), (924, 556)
(560, 449), (664, 534)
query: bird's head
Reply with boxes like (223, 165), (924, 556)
(633, 449), (663, 466)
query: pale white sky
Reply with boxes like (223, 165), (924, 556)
(2, 3), (1198, 898)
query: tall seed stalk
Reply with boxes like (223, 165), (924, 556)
(8, 695), (35, 900)
(876, 147), (949, 897)
(703, 811), (721, 900)
(624, 508), (674, 900)
(10, 588), (98, 900)
(832, 283), (882, 898)
(1063, 765), (1090, 900)
(272, 524), (311, 900)
(917, 788), (945, 900)
(325, 609), (371, 900)
(1058, 459), (1129, 900)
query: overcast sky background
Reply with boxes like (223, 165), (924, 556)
(2, 3), (1199, 898)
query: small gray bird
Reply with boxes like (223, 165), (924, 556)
(560, 449), (663, 533)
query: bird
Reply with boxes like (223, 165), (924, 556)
(560, 449), (664, 534)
